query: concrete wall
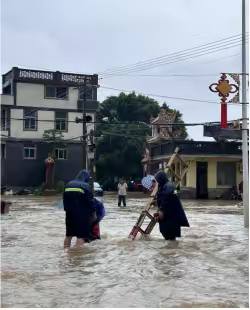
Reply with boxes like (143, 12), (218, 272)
(10, 109), (94, 140)
(150, 155), (243, 199)
(16, 83), (78, 110)
(1, 141), (83, 187)
(1, 94), (14, 105)
(181, 156), (242, 199)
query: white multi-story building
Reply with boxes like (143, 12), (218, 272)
(1, 67), (99, 187)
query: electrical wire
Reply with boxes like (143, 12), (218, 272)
(100, 86), (249, 105)
(98, 34), (249, 77)
(98, 33), (246, 75)
(2, 117), (247, 127)
(98, 54), (246, 79)
(100, 41), (247, 78)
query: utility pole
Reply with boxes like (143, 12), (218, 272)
(242, 0), (249, 228)
(81, 77), (87, 170)
(89, 129), (95, 191)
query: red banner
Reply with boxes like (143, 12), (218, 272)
(221, 103), (227, 128)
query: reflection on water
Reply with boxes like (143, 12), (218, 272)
(1, 194), (249, 308)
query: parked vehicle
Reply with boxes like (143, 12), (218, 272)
(133, 181), (143, 192)
(94, 182), (104, 196)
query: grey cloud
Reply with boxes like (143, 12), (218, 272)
(1, 0), (249, 140)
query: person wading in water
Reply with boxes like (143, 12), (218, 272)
(63, 170), (97, 248)
(117, 179), (128, 207)
(153, 170), (189, 241)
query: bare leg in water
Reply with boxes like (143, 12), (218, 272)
(64, 236), (73, 248)
(75, 238), (85, 248)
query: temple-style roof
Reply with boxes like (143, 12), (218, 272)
(150, 109), (176, 125)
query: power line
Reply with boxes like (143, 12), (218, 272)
(99, 54), (246, 79)
(102, 131), (147, 139)
(100, 41), (247, 78)
(99, 54), (243, 80)
(101, 73), (220, 78)
(100, 85), (249, 105)
(99, 34), (248, 77)
(197, 53), (241, 65)
(2, 117), (247, 127)
(98, 33), (246, 74)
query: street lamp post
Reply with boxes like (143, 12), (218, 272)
(242, 0), (249, 228)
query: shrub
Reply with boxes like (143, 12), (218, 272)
(56, 181), (65, 194)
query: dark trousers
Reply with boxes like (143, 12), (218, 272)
(159, 219), (181, 240)
(118, 195), (126, 206)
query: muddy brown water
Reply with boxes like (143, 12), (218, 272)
(1, 194), (249, 308)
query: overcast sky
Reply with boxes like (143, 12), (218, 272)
(1, 0), (249, 140)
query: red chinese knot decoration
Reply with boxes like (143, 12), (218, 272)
(209, 73), (239, 129)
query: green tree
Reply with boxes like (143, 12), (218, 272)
(42, 129), (64, 158)
(95, 92), (187, 188)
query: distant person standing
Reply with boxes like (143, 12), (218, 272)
(118, 179), (128, 207)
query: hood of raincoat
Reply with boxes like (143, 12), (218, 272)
(155, 170), (168, 185)
(75, 169), (91, 184)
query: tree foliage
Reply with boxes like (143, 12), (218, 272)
(42, 129), (64, 158)
(43, 129), (64, 142)
(95, 92), (187, 188)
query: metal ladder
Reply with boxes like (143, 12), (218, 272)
(128, 147), (191, 240)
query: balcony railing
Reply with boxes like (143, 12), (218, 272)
(2, 67), (98, 87)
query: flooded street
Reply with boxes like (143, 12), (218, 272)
(1, 194), (249, 308)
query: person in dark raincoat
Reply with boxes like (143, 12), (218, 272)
(154, 170), (189, 240)
(63, 169), (96, 248)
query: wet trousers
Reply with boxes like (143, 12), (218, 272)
(118, 195), (126, 207)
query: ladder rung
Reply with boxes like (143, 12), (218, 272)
(143, 211), (154, 220)
(167, 167), (181, 180)
(175, 153), (188, 167)
(138, 227), (145, 234)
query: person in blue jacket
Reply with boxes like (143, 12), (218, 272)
(63, 169), (96, 248)
(154, 170), (189, 241)
(91, 198), (106, 240)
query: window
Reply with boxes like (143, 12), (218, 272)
(55, 148), (67, 160)
(55, 111), (67, 131)
(217, 162), (236, 186)
(24, 146), (36, 159)
(1, 144), (6, 159)
(24, 109), (37, 130)
(79, 88), (93, 100)
(45, 86), (68, 99)
(1, 109), (9, 130)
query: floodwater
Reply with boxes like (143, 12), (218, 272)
(1, 194), (249, 308)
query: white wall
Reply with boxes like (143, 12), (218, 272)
(10, 109), (94, 140)
(16, 83), (78, 109)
